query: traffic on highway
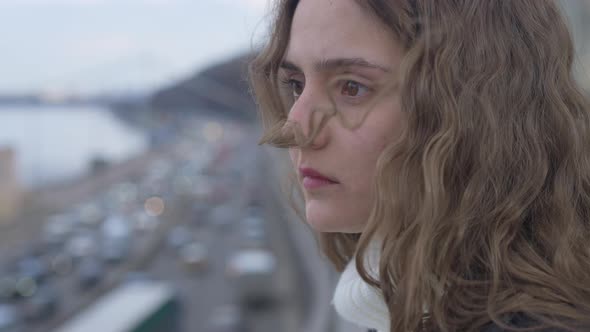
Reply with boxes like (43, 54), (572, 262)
(0, 119), (297, 332)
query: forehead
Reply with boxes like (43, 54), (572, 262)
(285, 0), (401, 68)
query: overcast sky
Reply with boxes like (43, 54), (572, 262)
(0, 0), (270, 95)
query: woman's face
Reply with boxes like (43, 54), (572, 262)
(282, 0), (405, 233)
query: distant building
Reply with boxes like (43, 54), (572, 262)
(0, 147), (23, 223)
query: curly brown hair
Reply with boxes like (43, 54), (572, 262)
(249, 1), (590, 331)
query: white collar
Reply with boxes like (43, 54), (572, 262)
(332, 240), (390, 332)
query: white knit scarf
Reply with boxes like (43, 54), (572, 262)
(332, 240), (390, 332)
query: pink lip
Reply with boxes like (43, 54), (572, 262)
(299, 167), (339, 190)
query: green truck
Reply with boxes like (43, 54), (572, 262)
(54, 281), (181, 332)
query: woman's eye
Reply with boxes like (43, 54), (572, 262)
(340, 81), (369, 97)
(281, 78), (304, 99)
(291, 80), (304, 98)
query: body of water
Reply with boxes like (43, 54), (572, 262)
(0, 105), (148, 189)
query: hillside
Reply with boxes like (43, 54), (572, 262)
(149, 53), (257, 120)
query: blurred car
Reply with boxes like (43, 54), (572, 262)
(240, 227), (267, 249)
(191, 176), (214, 201)
(239, 216), (267, 248)
(0, 304), (20, 332)
(0, 267), (42, 300)
(206, 304), (247, 332)
(48, 252), (74, 277)
(123, 271), (153, 285)
(106, 182), (139, 213)
(17, 256), (50, 284)
(189, 202), (209, 228)
(14, 276), (38, 299)
(148, 159), (173, 181)
(179, 242), (209, 272)
(244, 204), (263, 218)
(102, 215), (131, 238)
(225, 249), (277, 307)
(43, 214), (76, 247)
(132, 210), (159, 233)
(209, 204), (235, 230)
(21, 286), (59, 322)
(241, 216), (264, 229)
(65, 231), (98, 261)
(172, 174), (195, 196)
(100, 215), (132, 263)
(100, 237), (131, 263)
(0, 275), (18, 301)
(166, 225), (193, 251)
(75, 202), (104, 227)
(76, 257), (104, 290)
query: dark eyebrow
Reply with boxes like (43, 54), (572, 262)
(280, 57), (391, 73)
(279, 60), (302, 72)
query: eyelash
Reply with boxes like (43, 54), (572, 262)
(279, 77), (303, 96)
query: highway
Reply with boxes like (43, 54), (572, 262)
(0, 117), (304, 332)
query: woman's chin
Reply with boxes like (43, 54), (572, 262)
(305, 203), (364, 233)
(306, 218), (342, 233)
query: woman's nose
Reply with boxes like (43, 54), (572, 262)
(287, 88), (331, 149)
